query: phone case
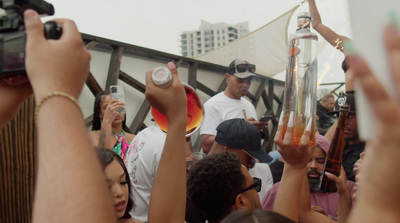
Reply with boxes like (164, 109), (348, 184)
(110, 85), (126, 114)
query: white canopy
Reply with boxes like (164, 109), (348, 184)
(195, 6), (299, 77)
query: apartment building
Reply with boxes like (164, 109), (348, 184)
(180, 20), (249, 57)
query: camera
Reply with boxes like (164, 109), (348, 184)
(0, 0), (62, 78)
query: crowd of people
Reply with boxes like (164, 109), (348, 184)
(1, 2), (400, 223)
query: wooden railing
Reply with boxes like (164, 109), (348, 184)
(0, 32), (345, 223)
(81, 33), (286, 152)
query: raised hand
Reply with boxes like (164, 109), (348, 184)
(102, 99), (126, 123)
(274, 112), (315, 169)
(24, 9), (91, 101)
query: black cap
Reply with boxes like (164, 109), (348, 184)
(328, 92), (356, 115)
(215, 118), (272, 163)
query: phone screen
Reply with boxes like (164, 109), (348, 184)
(0, 31), (26, 78)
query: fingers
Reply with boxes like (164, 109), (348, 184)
(283, 112), (294, 145)
(168, 62), (179, 85)
(325, 172), (339, 183)
(299, 117), (312, 147)
(246, 117), (256, 121)
(348, 53), (399, 124)
(384, 25), (400, 100)
(274, 113), (284, 145)
(24, 10), (46, 48)
(50, 19), (81, 42)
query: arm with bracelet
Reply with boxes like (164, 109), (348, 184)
(22, 10), (116, 223)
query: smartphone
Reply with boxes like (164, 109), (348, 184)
(259, 115), (273, 122)
(109, 85), (126, 114)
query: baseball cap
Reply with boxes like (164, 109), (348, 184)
(215, 118), (272, 163)
(227, 58), (256, 79)
(328, 92), (356, 115)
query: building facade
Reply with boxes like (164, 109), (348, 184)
(180, 20), (249, 58)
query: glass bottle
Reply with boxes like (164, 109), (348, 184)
(282, 12), (318, 145)
(151, 66), (204, 137)
(319, 103), (350, 192)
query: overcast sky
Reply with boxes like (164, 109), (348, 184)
(43, 0), (352, 84)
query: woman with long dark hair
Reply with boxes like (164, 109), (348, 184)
(95, 147), (142, 223)
(89, 91), (135, 160)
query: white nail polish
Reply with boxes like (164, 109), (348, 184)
(288, 111), (294, 127)
(278, 112), (284, 126)
(306, 117), (312, 131)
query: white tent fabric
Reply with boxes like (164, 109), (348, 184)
(195, 6), (299, 77)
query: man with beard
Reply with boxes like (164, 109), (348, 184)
(199, 58), (268, 153)
(261, 134), (355, 221)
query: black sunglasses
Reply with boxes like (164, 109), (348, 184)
(229, 64), (256, 74)
(231, 177), (261, 205)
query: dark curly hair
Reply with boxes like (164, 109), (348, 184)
(187, 151), (246, 223)
(221, 209), (295, 223)
(91, 90), (127, 131)
(94, 147), (134, 219)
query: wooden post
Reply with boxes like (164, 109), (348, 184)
(0, 96), (36, 223)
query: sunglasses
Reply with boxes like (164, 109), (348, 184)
(242, 150), (256, 164)
(229, 64), (256, 74)
(231, 177), (262, 205)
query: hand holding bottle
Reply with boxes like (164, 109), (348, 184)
(274, 112), (315, 169)
(145, 62), (187, 124)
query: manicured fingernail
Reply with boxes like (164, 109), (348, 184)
(389, 10), (398, 28)
(167, 61), (176, 70)
(287, 111), (294, 128)
(343, 41), (357, 55)
(325, 172), (332, 177)
(306, 117), (312, 131)
(278, 112), (284, 127)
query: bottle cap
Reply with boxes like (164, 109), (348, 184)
(152, 67), (172, 87)
(297, 11), (311, 19)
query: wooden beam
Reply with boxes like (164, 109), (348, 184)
(267, 91), (284, 151)
(106, 46), (124, 88)
(188, 62), (198, 89)
(247, 92), (257, 104)
(267, 80), (274, 112)
(262, 91), (272, 110)
(85, 40), (98, 50)
(254, 79), (267, 101)
(0, 96), (36, 223)
(129, 100), (151, 134)
(197, 81), (217, 97)
(119, 70), (146, 94)
(85, 114), (94, 128)
(217, 78), (227, 92)
(86, 71), (103, 96)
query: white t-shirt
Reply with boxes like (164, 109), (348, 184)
(200, 92), (258, 136)
(125, 124), (166, 222)
(249, 162), (274, 202)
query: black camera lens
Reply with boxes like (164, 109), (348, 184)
(111, 87), (117, 93)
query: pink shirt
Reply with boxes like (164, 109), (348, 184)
(261, 181), (355, 220)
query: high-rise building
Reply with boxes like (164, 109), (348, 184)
(180, 20), (250, 58)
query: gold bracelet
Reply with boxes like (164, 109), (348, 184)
(34, 91), (81, 125)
